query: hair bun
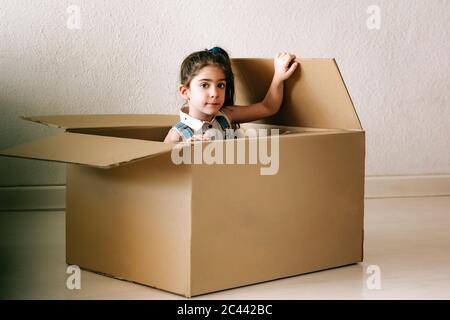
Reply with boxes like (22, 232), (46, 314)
(208, 47), (225, 56)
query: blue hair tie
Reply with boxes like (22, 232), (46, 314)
(208, 47), (221, 55)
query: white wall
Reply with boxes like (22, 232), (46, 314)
(1, 0), (449, 186)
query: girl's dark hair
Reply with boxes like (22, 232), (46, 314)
(180, 47), (235, 107)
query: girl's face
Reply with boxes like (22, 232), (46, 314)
(180, 65), (226, 121)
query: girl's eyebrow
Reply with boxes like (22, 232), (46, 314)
(198, 78), (226, 82)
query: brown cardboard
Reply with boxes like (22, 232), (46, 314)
(232, 59), (362, 130)
(0, 58), (365, 297)
(0, 132), (172, 168)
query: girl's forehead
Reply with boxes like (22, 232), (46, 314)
(194, 65), (225, 80)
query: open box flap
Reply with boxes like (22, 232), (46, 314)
(22, 114), (179, 129)
(232, 58), (362, 130)
(0, 132), (172, 168)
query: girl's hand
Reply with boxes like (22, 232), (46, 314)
(273, 52), (299, 82)
(186, 134), (210, 143)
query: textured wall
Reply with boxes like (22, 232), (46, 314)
(0, 0), (449, 186)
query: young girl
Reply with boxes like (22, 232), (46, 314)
(164, 47), (299, 143)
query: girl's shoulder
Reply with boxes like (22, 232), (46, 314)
(218, 107), (233, 124)
(170, 122), (196, 142)
(164, 127), (182, 143)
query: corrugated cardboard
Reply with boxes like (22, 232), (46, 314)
(0, 58), (365, 297)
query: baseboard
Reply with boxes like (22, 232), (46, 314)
(365, 174), (450, 198)
(1, 175), (449, 211)
(0, 185), (65, 211)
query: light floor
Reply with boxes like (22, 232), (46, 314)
(0, 196), (449, 300)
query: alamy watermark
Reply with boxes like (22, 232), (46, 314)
(66, 265), (81, 290)
(171, 128), (280, 176)
(366, 264), (382, 290)
(366, 5), (381, 30)
(66, 5), (81, 30)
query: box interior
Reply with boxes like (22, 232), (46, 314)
(67, 122), (352, 143)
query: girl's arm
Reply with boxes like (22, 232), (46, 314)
(222, 52), (299, 123)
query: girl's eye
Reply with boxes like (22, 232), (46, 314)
(201, 83), (209, 88)
(218, 83), (226, 89)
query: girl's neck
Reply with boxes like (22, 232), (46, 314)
(186, 105), (215, 122)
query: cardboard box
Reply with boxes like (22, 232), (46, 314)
(0, 58), (365, 297)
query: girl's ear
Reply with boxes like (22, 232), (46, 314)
(178, 84), (190, 100)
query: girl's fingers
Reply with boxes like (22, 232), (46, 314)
(284, 54), (296, 61)
(275, 52), (299, 78)
(278, 53), (296, 66)
(188, 135), (210, 142)
(286, 61), (299, 76)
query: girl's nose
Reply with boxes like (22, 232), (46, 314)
(210, 87), (219, 97)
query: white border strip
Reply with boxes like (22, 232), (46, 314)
(0, 175), (449, 210)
